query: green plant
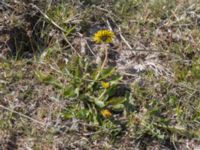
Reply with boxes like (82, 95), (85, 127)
(36, 55), (129, 125)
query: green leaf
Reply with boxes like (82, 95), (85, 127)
(106, 97), (126, 105)
(63, 85), (77, 98)
(62, 111), (74, 119)
(111, 104), (125, 111)
(99, 67), (116, 80)
(110, 75), (122, 85)
(65, 25), (77, 36)
(106, 86), (117, 97)
(94, 100), (105, 108)
(35, 71), (62, 88)
(35, 71), (50, 82)
(77, 109), (89, 119)
(148, 108), (160, 115)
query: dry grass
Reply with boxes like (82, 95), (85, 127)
(1, 0), (200, 149)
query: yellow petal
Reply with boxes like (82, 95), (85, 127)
(101, 109), (112, 118)
(101, 81), (110, 89)
(93, 29), (114, 44)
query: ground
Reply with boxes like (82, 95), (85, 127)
(0, 0), (200, 149)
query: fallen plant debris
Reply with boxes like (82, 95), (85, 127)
(1, 0), (200, 149)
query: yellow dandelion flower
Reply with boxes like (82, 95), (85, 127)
(101, 81), (110, 89)
(101, 109), (112, 118)
(93, 29), (114, 44)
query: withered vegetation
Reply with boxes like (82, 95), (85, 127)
(1, 0), (200, 149)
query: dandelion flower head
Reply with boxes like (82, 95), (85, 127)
(101, 109), (112, 118)
(93, 29), (114, 44)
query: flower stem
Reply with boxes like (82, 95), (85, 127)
(95, 45), (108, 80)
